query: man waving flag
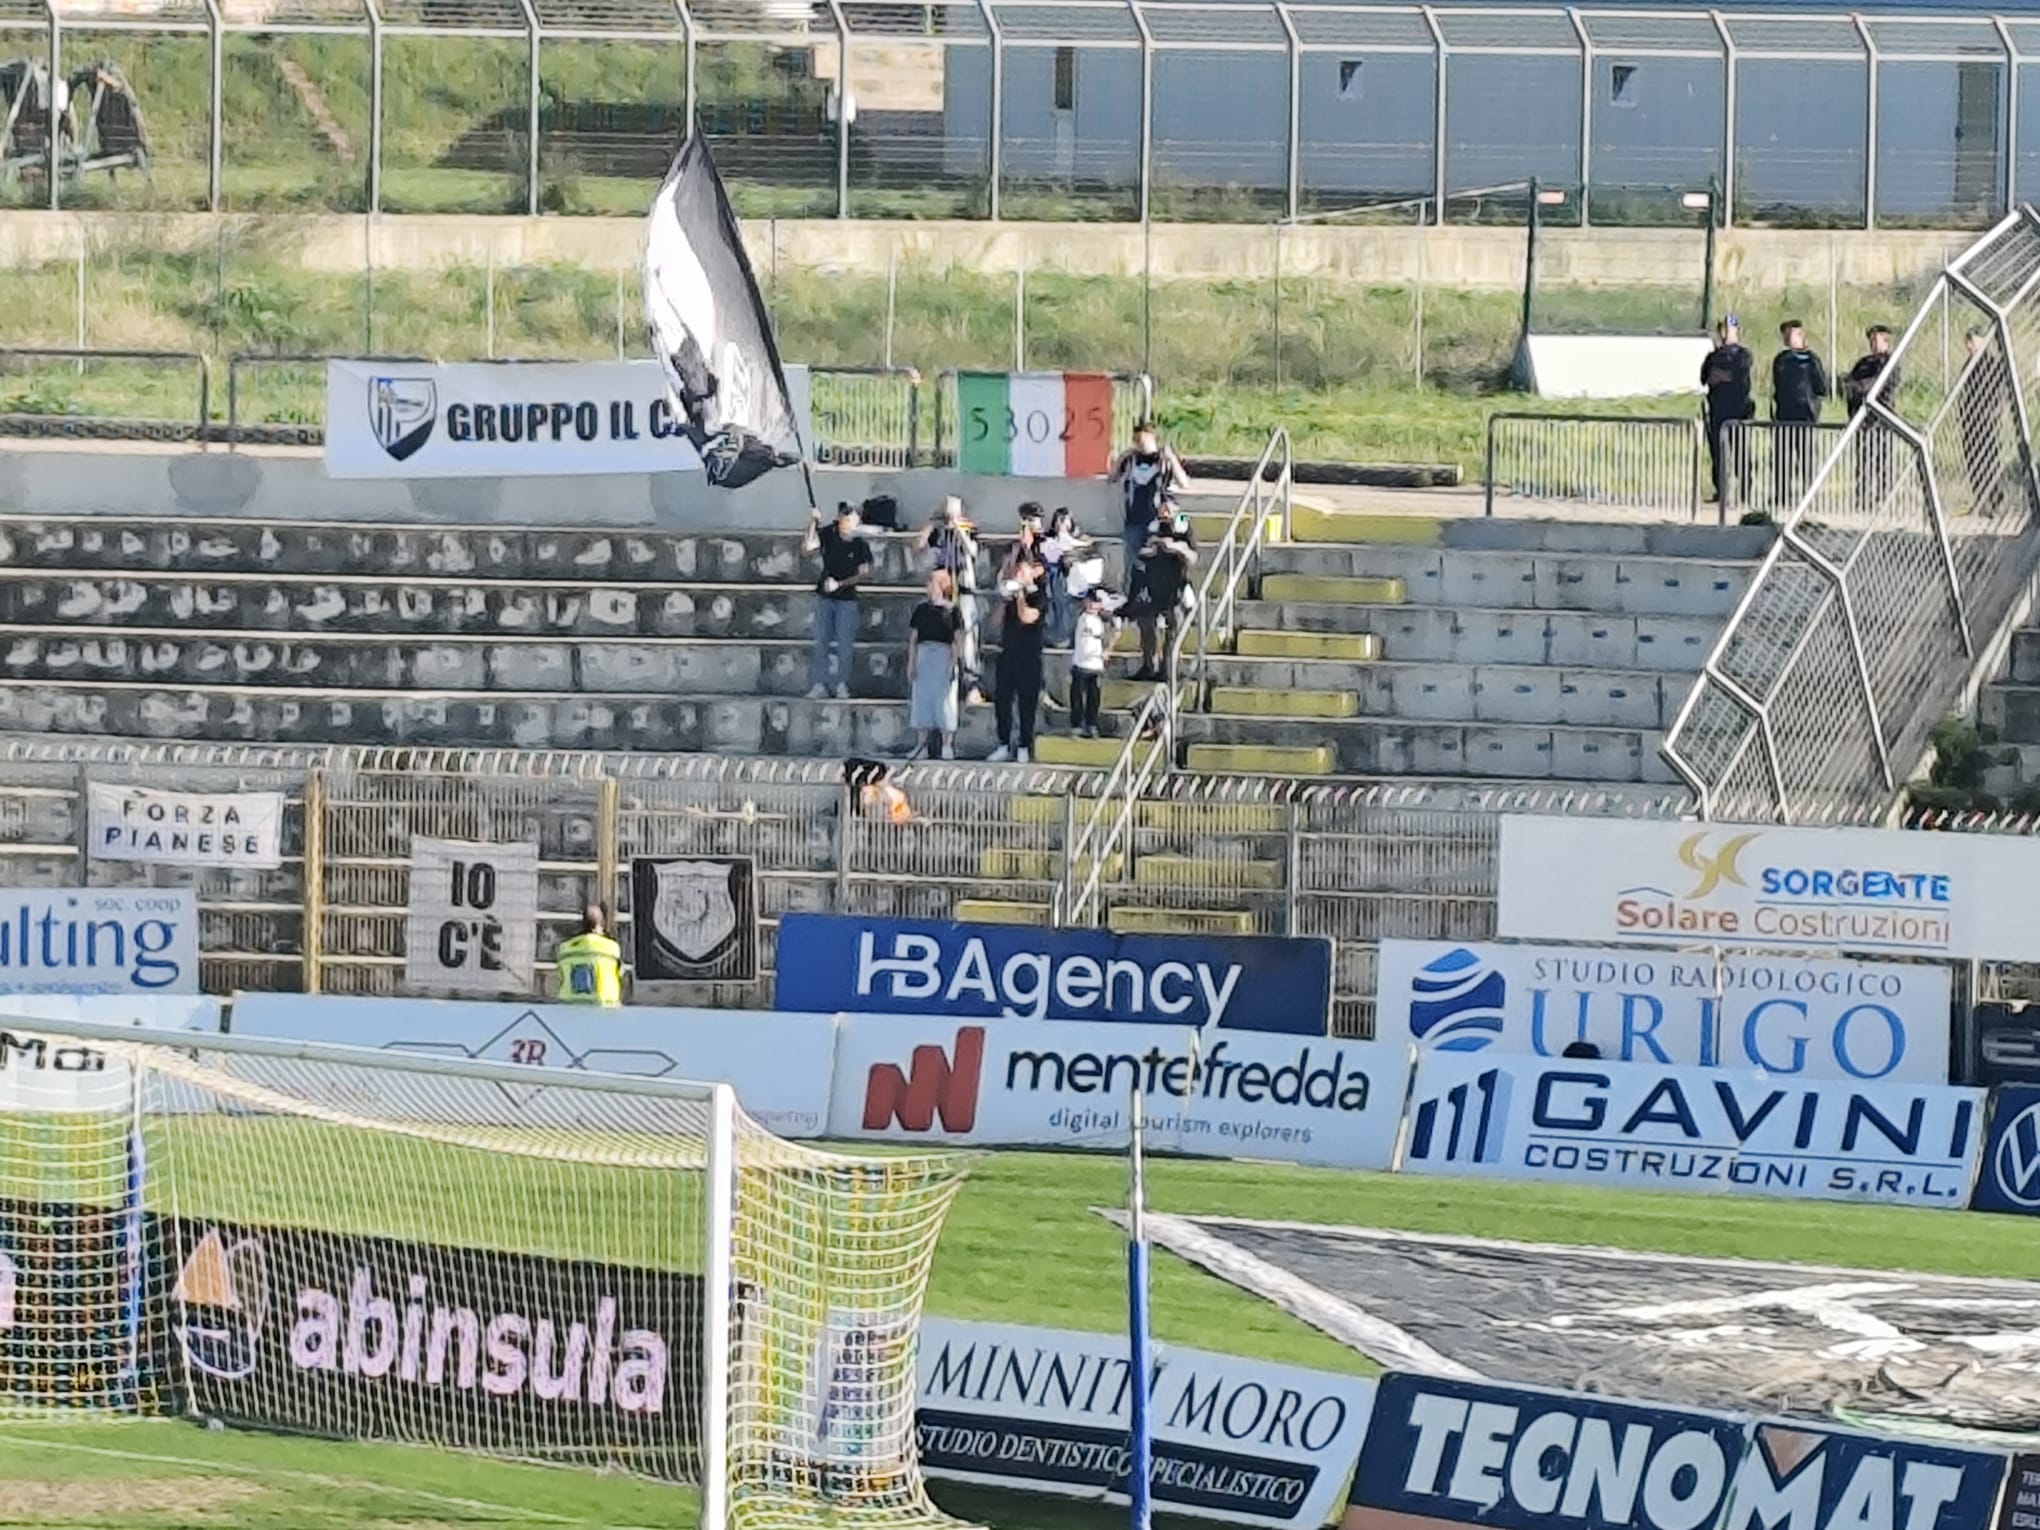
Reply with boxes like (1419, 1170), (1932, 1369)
(644, 135), (805, 490)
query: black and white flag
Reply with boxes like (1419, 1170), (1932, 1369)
(630, 855), (758, 983)
(644, 136), (804, 490)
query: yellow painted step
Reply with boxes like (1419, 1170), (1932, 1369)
(955, 899), (1051, 926)
(1134, 854), (1284, 890)
(1234, 630), (1382, 661)
(1288, 506), (1444, 545)
(979, 846), (1122, 882)
(1187, 742), (1336, 776)
(1261, 573), (1406, 604)
(1008, 797), (1287, 833)
(1109, 906), (1257, 936)
(1209, 686), (1358, 719)
(1188, 511), (1280, 544)
(1032, 734), (1162, 769)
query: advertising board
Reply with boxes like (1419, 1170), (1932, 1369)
(918, 1318), (1373, 1527)
(228, 995), (835, 1138)
(776, 914), (1332, 1033)
(1497, 815), (2040, 961)
(828, 1016), (1406, 1170)
(1972, 1083), (2040, 1217)
(0, 888), (197, 995)
(0, 994), (224, 1113)
(1399, 1050), (1982, 1209)
(1374, 939), (1950, 1083)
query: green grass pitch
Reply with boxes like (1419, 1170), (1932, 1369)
(11, 1149), (2040, 1528)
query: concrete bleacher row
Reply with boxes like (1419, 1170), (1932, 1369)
(0, 509), (1768, 784)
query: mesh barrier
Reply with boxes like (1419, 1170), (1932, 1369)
(1663, 210), (2040, 823)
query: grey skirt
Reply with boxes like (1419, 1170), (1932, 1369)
(909, 642), (959, 732)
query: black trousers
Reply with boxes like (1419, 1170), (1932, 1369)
(995, 646), (1042, 749)
(1705, 411), (1747, 507)
(1069, 669), (1103, 730)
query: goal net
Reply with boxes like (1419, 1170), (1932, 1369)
(0, 1020), (972, 1530)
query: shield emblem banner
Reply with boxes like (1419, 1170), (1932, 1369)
(632, 855), (756, 982)
(369, 376), (437, 462)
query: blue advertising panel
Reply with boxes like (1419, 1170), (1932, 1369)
(1400, 1051), (1983, 1209)
(1346, 1373), (1749, 1530)
(773, 914), (1332, 1034)
(1973, 1084), (2040, 1216)
(1726, 1420), (2005, 1530)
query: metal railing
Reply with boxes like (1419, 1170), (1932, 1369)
(931, 371), (1155, 470)
(1054, 426), (1292, 930)
(0, 736), (1691, 1035)
(224, 352), (924, 467)
(1662, 208), (2040, 824)
(0, 347), (212, 436)
(1484, 412), (1710, 522)
(1718, 419), (1848, 519)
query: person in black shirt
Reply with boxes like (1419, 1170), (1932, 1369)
(802, 501), (872, 699)
(905, 570), (962, 759)
(1109, 421), (1188, 594)
(1131, 498), (1198, 682)
(1700, 315), (1754, 507)
(1844, 325), (1902, 512)
(1770, 320), (1830, 511)
(988, 523), (1047, 763)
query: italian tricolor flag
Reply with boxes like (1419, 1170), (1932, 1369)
(956, 371), (1116, 478)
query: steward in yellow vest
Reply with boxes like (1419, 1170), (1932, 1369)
(555, 905), (623, 1006)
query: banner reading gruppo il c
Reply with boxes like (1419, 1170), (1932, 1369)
(1400, 1050), (1983, 1209)
(1497, 815), (2040, 961)
(775, 914), (1332, 1033)
(1375, 939), (1950, 1083)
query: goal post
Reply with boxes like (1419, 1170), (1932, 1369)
(0, 1016), (973, 1530)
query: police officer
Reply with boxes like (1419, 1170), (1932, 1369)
(555, 904), (623, 1006)
(1700, 314), (1754, 507)
(1770, 319), (1830, 510)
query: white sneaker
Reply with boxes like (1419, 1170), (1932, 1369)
(805, 684), (827, 699)
(940, 742), (956, 760)
(1016, 748), (1031, 764)
(986, 746), (1013, 763)
(832, 683), (851, 700)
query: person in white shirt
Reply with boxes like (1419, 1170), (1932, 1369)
(1068, 588), (1117, 739)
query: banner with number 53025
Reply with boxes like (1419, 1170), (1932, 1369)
(405, 837), (540, 995)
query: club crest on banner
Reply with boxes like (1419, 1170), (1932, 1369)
(369, 376), (437, 462)
(630, 855), (757, 983)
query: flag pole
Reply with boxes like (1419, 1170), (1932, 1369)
(1127, 1076), (1153, 1530)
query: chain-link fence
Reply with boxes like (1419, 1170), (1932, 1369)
(0, 736), (1696, 1034)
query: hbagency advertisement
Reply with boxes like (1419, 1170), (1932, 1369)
(229, 994), (835, 1138)
(1344, 1372), (2006, 1530)
(86, 785), (285, 870)
(0, 888), (197, 995)
(1497, 814), (2040, 961)
(158, 1214), (702, 1465)
(1400, 1050), (1983, 1209)
(404, 839), (539, 996)
(828, 1016), (1406, 1170)
(776, 913), (1333, 1033)
(1374, 939), (1950, 1083)
(918, 1318), (1374, 1527)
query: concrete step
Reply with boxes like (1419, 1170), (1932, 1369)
(1260, 574), (1407, 605)
(1007, 797), (1289, 833)
(1185, 742), (1336, 776)
(1032, 734), (1162, 769)
(1288, 508), (1445, 545)
(1255, 544), (1755, 617)
(1207, 686), (1359, 720)
(954, 899), (1051, 926)
(1187, 511), (1280, 545)
(1176, 713), (1677, 783)
(1234, 630), (1382, 661)
(979, 847), (1121, 882)
(1231, 601), (1720, 673)
(2009, 629), (2040, 684)
(1133, 854), (1284, 890)
(1982, 683), (2040, 745)
(1107, 906), (1257, 935)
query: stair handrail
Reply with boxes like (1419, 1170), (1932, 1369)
(1052, 426), (1292, 929)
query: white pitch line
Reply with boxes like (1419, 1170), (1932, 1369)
(0, 1428), (669, 1528)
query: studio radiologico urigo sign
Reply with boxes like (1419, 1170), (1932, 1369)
(1496, 816), (2040, 961)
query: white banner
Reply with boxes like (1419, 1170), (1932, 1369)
(87, 784), (283, 869)
(0, 889), (197, 995)
(1400, 1049), (1984, 1209)
(0, 995), (223, 1113)
(229, 995), (834, 1137)
(828, 1016), (1408, 1171)
(1374, 939), (1950, 1083)
(1498, 815), (2040, 961)
(917, 1318), (1373, 1527)
(404, 839), (538, 996)
(325, 359), (815, 480)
